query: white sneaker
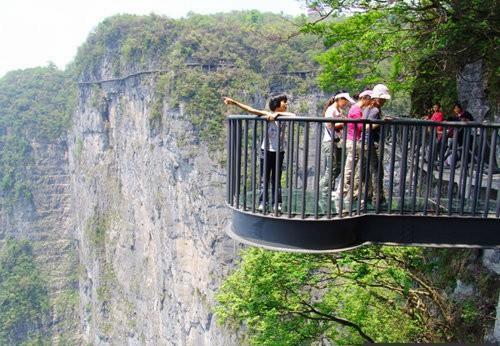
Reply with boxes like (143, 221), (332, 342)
(258, 203), (264, 211)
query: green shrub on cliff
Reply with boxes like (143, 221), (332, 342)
(0, 65), (74, 203)
(0, 239), (49, 344)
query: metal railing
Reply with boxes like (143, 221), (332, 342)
(227, 115), (500, 220)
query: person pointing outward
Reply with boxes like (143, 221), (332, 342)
(223, 95), (296, 212)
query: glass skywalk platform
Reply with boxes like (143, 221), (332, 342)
(226, 115), (500, 252)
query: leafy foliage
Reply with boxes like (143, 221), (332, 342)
(0, 239), (49, 344)
(216, 246), (440, 344)
(302, 0), (499, 116)
(217, 245), (498, 344)
(0, 65), (74, 203)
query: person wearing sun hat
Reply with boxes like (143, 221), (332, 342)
(361, 83), (391, 207)
(336, 88), (373, 202)
(320, 91), (355, 197)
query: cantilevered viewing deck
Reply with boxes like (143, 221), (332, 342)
(226, 115), (500, 252)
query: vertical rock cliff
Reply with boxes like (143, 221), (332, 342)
(69, 75), (240, 344)
(65, 13), (323, 344)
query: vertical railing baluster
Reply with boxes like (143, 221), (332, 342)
(418, 126), (427, 200)
(363, 123), (372, 213)
(326, 122), (336, 218)
(411, 126), (421, 213)
(423, 127), (436, 215)
(287, 121), (295, 217)
(338, 128), (348, 218)
(388, 125), (397, 214)
(375, 124), (385, 214)
(301, 122), (310, 218)
(435, 125), (447, 216)
(466, 128), (478, 210)
(235, 120), (242, 209)
(294, 123), (301, 189)
(458, 128), (470, 215)
(357, 121), (366, 215)
(446, 129), (459, 215)
(242, 120), (249, 210)
(484, 129), (497, 217)
(262, 121), (269, 215)
(472, 128), (486, 215)
(407, 126), (416, 199)
(251, 120), (257, 213)
(313, 122), (322, 219)
(227, 119), (233, 204)
(399, 125), (409, 214)
(348, 131), (357, 217)
(274, 120), (282, 216)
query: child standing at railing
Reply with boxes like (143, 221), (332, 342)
(223, 95), (296, 212)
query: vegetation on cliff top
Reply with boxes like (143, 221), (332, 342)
(0, 65), (74, 204)
(72, 12), (323, 146)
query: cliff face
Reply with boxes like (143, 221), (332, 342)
(65, 13), (323, 344)
(69, 74), (240, 344)
(0, 139), (80, 344)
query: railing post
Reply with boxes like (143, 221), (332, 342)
(484, 129), (497, 217)
(313, 122), (322, 219)
(287, 121), (295, 218)
(242, 119), (249, 211)
(388, 124), (397, 214)
(301, 122), (310, 219)
(226, 119), (232, 205)
(251, 120), (258, 213)
(235, 120), (242, 209)
(446, 129), (459, 215)
(262, 121), (269, 215)
(397, 125), (408, 214)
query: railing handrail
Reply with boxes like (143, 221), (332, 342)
(227, 114), (500, 129)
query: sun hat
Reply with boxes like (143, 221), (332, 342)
(359, 90), (373, 98)
(371, 84), (391, 99)
(334, 92), (356, 104)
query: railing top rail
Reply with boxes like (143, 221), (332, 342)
(227, 114), (500, 129)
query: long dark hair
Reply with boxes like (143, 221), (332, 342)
(322, 90), (347, 117)
(322, 96), (335, 117)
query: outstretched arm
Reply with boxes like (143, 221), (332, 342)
(223, 97), (269, 117)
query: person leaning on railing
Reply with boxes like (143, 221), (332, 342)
(319, 91), (354, 198)
(335, 90), (372, 202)
(359, 84), (391, 206)
(223, 95), (296, 212)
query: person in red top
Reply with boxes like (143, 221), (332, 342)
(428, 103), (444, 140)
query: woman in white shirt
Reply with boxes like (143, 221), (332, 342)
(320, 92), (355, 198)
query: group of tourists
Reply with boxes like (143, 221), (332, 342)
(223, 85), (497, 213)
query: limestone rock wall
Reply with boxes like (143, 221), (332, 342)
(0, 139), (81, 344)
(69, 74), (240, 345)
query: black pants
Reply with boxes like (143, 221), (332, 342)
(259, 150), (285, 205)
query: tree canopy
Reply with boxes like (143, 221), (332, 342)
(301, 0), (499, 115)
(216, 246), (497, 344)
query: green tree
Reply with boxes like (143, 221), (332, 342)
(215, 246), (464, 344)
(0, 239), (49, 344)
(301, 0), (499, 115)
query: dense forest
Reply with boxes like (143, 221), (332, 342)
(0, 3), (498, 344)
